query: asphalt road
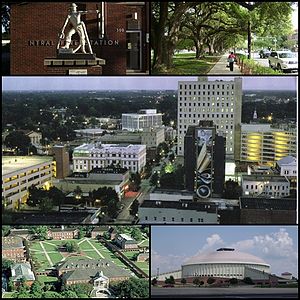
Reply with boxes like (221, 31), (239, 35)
(151, 287), (298, 298)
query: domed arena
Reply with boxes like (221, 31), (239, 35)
(182, 248), (270, 279)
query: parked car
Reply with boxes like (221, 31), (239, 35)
(268, 50), (298, 73)
(259, 49), (271, 58)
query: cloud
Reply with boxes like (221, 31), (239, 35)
(151, 250), (187, 276)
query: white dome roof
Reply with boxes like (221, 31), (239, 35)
(183, 248), (269, 266)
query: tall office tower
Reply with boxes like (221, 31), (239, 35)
(122, 109), (163, 131)
(178, 77), (242, 160)
(52, 145), (70, 179)
(184, 121), (225, 198)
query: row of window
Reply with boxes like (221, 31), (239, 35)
(144, 216), (204, 222)
(245, 184), (288, 190)
(179, 102), (234, 107)
(179, 84), (235, 90)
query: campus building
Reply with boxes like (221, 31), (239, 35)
(57, 258), (132, 285)
(2, 237), (26, 262)
(52, 145), (70, 179)
(10, 2), (149, 75)
(11, 263), (35, 287)
(47, 227), (79, 240)
(184, 121), (225, 198)
(2, 156), (53, 209)
(240, 123), (296, 164)
(177, 77), (242, 160)
(73, 142), (146, 173)
(115, 233), (138, 250)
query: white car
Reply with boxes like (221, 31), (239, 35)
(268, 50), (298, 72)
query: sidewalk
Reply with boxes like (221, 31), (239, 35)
(208, 54), (241, 74)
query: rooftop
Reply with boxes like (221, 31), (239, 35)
(140, 200), (217, 213)
(11, 263), (35, 282)
(2, 236), (24, 249)
(58, 258), (132, 280)
(118, 233), (134, 241)
(276, 156), (297, 167)
(2, 156), (53, 176)
(242, 175), (289, 183)
(73, 143), (145, 153)
(184, 248), (269, 266)
(240, 197), (296, 210)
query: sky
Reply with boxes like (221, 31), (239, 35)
(151, 226), (298, 277)
(2, 76), (297, 91)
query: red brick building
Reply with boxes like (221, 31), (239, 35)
(10, 2), (149, 75)
(48, 228), (79, 240)
(2, 237), (26, 262)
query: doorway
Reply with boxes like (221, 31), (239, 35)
(126, 31), (142, 71)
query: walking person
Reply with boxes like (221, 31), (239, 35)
(227, 51), (236, 72)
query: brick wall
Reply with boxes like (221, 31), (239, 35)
(11, 2), (147, 75)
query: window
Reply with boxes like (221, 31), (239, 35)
(190, 218), (193, 222)
(163, 217), (166, 221)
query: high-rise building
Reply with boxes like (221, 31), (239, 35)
(52, 145), (70, 179)
(240, 123), (296, 164)
(177, 77), (242, 160)
(184, 121), (225, 198)
(122, 109), (163, 131)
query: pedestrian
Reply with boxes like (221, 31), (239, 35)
(227, 52), (236, 71)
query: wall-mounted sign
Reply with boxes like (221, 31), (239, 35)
(69, 69), (88, 75)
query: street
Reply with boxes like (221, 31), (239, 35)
(151, 287), (298, 298)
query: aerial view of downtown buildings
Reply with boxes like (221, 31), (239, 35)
(1, 1), (298, 299)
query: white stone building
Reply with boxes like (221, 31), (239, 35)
(241, 174), (290, 198)
(276, 156), (297, 177)
(182, 248), (270, 279)
(122, 109), (163, 131)
(2, 156), (53, 209)
(177, 77), (242, 159)
(73, 143), (146, 173)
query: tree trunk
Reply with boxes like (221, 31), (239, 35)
(194, 40), (203, 59)
(247, 20), (251, 59)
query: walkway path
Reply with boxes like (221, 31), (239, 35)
(208, 54), (241, 74)
(86, 239), (104, 258)
(40, 241), (53, 266)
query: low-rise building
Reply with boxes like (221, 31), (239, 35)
(2, 156), (53, 209)
(48, 227), (79, 240)
(137, 252), (149, 262)
(57, 258), (132, 285)
(11, 262), (35, 287)
(2, 237), (26, 262)
(55, 167), (130, 200)
(115, 234), (138, 250)
(24, 130), (42, 146)
(139, 200), (219, 224)
(276, 156), (297, 191)
(73, 143), (146, 173)
(241, 175), (290, 198)
(122, 109), (163, 131)
(149, 189), (194, 202)
(91, 226), (110, 239)
(240, 197), (296, 224)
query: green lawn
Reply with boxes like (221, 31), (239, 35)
(37, 275), (58, 284)
(48, 252), (63, 265)
(152, 53), (221, 75)
(122, 251), (149, 275)
(29, 239), (134, 273)
(2, 292), (16, 298)
(138, 239), (149, 248)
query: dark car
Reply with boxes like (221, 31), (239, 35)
(162, 284), (174, 288)
(259, 49), (271, 58)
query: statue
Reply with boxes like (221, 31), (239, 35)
(58, 3), (98, 54)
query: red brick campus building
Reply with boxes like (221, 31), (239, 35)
(10, 2), (149, 75)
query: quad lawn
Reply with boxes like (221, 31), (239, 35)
(28, 238), (134, 273)
(36, 275), (58, 284)
(138, 239), (149, 248)
(152, 53), (221, 75)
